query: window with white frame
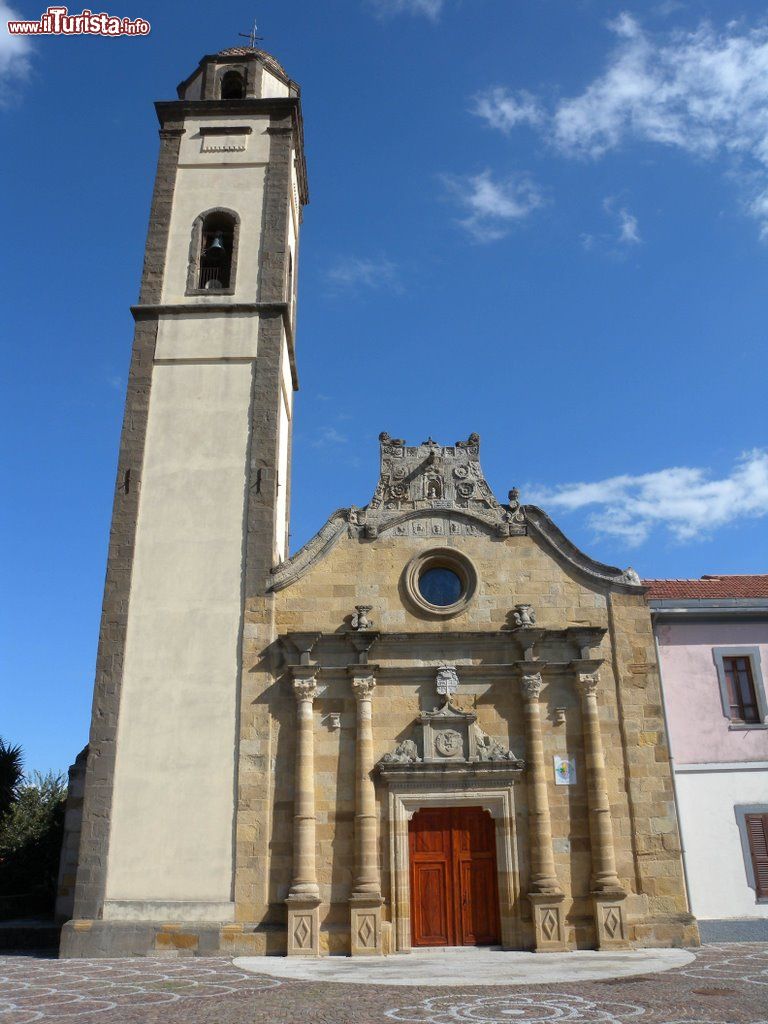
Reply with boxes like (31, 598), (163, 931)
(713, 647), (767, 727)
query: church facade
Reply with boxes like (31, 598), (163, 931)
(60, 47), (698, 958)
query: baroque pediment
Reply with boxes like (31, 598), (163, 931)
(269, 431), (644, 593)
(348, 433), (526, 540)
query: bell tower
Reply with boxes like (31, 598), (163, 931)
(61, 46), (308, 956)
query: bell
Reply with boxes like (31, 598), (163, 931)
(205, 232), (226, 257)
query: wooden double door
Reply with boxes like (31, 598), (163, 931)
(409, 806), (501, 947)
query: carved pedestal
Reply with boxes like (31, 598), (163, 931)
(349, 895), (384, 956)
(286, 896), (321, 957)
(593, 894), (629, 950)
(529, 893), (567, 952)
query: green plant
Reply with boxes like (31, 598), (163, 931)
(0, 771), (67, 920)
(0, 739), (23, 818)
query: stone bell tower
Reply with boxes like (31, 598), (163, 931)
(61, 46), (308, 957)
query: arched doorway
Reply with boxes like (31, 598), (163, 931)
(409, 806), (501, 947)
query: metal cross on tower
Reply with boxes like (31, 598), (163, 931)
(238, 18), (263, 48)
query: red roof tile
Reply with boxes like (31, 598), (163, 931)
(642, 575), (768, 599)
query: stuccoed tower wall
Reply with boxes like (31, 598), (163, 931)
(60, 47), (308, 958)
(228, 435), (699, 956)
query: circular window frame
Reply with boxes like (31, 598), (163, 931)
(404, 548), (478, 618)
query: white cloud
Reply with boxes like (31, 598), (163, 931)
(471, 88), (544, 134)
(442, 169), (544, 242)
(0, 3), (33, 102)
(326, 256), (400, 291)
(368, 0), (444, 19)
(311, 427), (349, 448)
(475, 14), (768, 236)
(618, 208), (641, 244)
(603, 196), (642, 245)
(527, 450), (768, 546)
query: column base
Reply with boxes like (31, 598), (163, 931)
(285, 896), (321, 957)
(528, 892), (568, 952)
(592, 892), (630, 950)
(349, 895), (384, 956)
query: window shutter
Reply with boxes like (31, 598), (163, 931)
(746, 814), (768, 899)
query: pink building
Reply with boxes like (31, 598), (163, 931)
(646, 575), (768, 940)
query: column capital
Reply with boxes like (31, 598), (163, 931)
(520, 672), (543, 700)
(351, 675), (377, 699)
(292, 669), (317, 702)
(575, 672), (599, 699)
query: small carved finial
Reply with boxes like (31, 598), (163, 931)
(508, 487), (520, 507)
(622, 567), (641, 585)
(466, 432), (480, 445)
(379, 430), (405, 446)
(351, 605), (373, 630)
(512, 603), (537, 628)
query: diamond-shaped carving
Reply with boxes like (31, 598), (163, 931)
(293, 915), (311, 949)
(541, 909), (558, 941)
(604, 907), (621, 939)
(358, 914), (375, 948)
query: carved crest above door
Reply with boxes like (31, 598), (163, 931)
(377, 667), (524, 779)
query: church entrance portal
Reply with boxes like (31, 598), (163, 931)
(409, 806), (501, 947)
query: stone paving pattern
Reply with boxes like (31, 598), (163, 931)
(0, 944), (766, 1024)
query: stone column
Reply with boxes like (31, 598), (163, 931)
(286, 669), (321, 956)
(575, 668), (629, 949)
(521, 670), (567, 952)
(348, 668), (384, 955)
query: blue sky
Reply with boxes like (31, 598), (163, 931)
(2, 0), (767, 775)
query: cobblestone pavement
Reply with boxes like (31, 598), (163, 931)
(0, 943), (765, 1024)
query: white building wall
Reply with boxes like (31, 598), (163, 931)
(675, 766), (768, 921)
(274, 348), (290, 561)
(105, 359), (253, 917)
(162, 115), (271, 305)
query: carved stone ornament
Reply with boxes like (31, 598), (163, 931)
(576, 673), (599, 698)
(513, 603), (537, 628)
(520, 673), (543, 701)
(435, 664), (460, 701)
(380, 739), (420, 764)
(270, 436), (648, 594)
(351, 605), (373, 630)
(474, 725), (521, 763)
(435, 729), (463, 757)
(352, 675), (376, 700)
(292, 676), (317, 702)
(349, 433), (527, 541)
(378, 698), (524, 771)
